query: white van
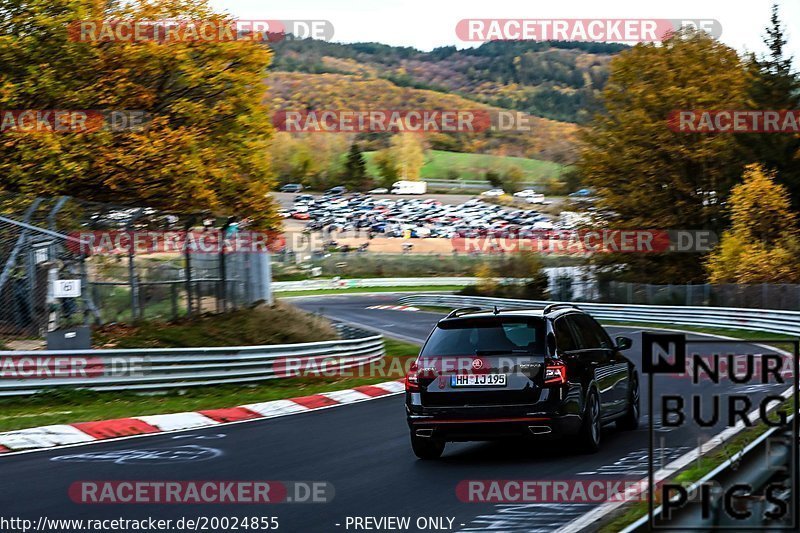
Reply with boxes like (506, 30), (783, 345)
(391, 180), (427, 195)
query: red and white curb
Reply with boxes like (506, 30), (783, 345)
(366, 305), (420, 311)
(0, 380), (405, 455)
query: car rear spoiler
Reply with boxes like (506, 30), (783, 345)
(445, 307), (483, 319)
(542, 303), (581, 313)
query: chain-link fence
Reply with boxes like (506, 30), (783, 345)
(0, 193), (272, 338)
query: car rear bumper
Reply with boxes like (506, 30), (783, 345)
(407, 412), (582, 441)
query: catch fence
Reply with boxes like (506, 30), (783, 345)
(0, 194), (272, 337)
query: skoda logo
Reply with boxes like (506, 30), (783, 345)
(472, 359), (484, 370)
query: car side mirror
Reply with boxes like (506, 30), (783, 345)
(615, 336), (632, 351)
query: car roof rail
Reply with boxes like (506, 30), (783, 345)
(542, 303), (581, 314)
(495, 306), (545, 314)
(445, 307), (483, 319)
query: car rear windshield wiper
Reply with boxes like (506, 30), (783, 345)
(475, 349), (534, 355)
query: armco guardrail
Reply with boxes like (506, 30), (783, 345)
(274, 277), (478, 292)
(397, 294), (800, 336)
(425, 179), (542, 191)
(0, 324), (384, 396)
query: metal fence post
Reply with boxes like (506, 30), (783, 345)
(171, 282), (178, 320)
(219, 219), (231, 313)
(185, 246), (193, 317)
(125, 210), (143, 321)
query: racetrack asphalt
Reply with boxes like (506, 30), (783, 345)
(0, 293), (792, 532)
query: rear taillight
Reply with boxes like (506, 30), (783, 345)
(406, 362), (420, 391)
(544, 364), (567, 385)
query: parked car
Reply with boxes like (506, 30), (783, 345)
(369, 187), (389, 194)
(480, 189), (505, 197)
(569, 188), (594, 198)
(325, 186), (347, 196)
(521, 193), (546, 204)
(280, 183), (303, 193)
(405, 304), (638, 459)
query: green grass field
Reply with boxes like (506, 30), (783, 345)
(363, 150), (566, 182)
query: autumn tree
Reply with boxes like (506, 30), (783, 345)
(372, 133), (425, 186)
(579, 29), (751, 282)
(502, 166), (525, 193)
(707, 164), (800, 283)
(0, 0), (279, 228)
(373, 149), (399, 188)
(270, 133), (349, 189)
(389, 133), (425, 181)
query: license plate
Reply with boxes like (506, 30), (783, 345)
(451, 374), (507, 387)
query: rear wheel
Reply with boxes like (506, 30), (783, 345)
(617, 373), (640, 431)
(577, 390), (601, 453)
(411, 433), (445, 459)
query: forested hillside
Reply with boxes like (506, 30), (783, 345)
(267, 71), (578, 163)
(269, 39), (626, 124)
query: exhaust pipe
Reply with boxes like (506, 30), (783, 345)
(528, 426), (552, 435)
(416, 429), (434, 438)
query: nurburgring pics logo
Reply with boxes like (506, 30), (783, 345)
(272, 110), (533, 133)
(643, 333), (798, 529)
(456, 19), (722, 42)
(669, 110), (800, 133)
(68, 20), (334, 43)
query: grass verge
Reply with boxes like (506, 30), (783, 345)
(0, 337), (420, 433)
(92, 303), (338, 348)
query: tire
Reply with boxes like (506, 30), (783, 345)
(411, 433), (445, 460)
(577, 389), (601, 453)
(617, 373), (640, 431)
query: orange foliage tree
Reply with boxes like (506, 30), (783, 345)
(0, 0), (279, 228)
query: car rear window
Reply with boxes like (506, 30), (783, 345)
(420, 316), (546, 357)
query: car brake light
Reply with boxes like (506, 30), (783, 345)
(406, 362), (420, 391)
(544, 364), (567, 385)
